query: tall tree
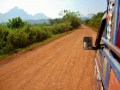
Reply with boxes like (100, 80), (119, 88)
(84, 12), (104, 28)
(61, 10), (81, 28)
(7, 17), (25, 29)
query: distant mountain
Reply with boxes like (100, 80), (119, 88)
(81, 13), (94, 21)
(0, 7), (49, 22)
(25, 19), (49, 24)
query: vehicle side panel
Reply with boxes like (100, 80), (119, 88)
(108, 69), (120, 90)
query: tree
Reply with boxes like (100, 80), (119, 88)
(61, 10), (81, 28)
(7, 17), (25, 29)
(49, 18), (62, 25)
(84, 12), (104, 28)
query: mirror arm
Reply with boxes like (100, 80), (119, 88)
(92, 44), (105, 50)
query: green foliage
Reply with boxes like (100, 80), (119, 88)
(7, 30), (29, 48)
(27, 26), (53, 44)
(7, 17), (25, 29)
(0, 25), (14, 54)
(61, 10), (81, 28)
(52, 22), (73, 34)
(0, 25), (10, 41)
(0, 22), (73, 55)
(84, 12), (104, 29)
(49, 18), (62, 25)
(0, 42), (13, 55)
(0, 10), (80, 55)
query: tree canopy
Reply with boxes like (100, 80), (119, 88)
(7, 17), (25, 29)
(84, 12), (104, 29)
(60, 10), (81, 28)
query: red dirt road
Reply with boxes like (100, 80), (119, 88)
(0, 25), (96, 90)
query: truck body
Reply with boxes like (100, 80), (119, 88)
(83, 0), (120, 90)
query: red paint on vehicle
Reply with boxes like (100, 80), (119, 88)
(108, 69), (120, 90)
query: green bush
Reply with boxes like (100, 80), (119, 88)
(0, 25), (10, 41)
(84, 12), (104, 29)
(0, 21), (74, 55)
(43, 27), (53, 38)
(51, 22), (72, 34)
(0, 42), (13, 55)
(7, 17), (25, 29)
(61, 10), (81, 28)
(26, 26), (53, 44)
(0, 25), (13, 55)
(7, 30), (29, 48)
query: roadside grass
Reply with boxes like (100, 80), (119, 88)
(0, 30), (75, 60)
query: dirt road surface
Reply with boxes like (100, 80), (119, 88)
(0, 25), (96, 90)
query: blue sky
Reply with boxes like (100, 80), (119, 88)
(0, 0), (107, 18)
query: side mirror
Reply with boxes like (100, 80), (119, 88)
(83, 37), (93, 50)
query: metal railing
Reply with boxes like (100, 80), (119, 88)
(102, 38), (120, 58)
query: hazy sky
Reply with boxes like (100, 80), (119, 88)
(0, 0), (107, 18)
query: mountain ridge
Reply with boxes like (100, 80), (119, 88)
(0, 7), (49, 22)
